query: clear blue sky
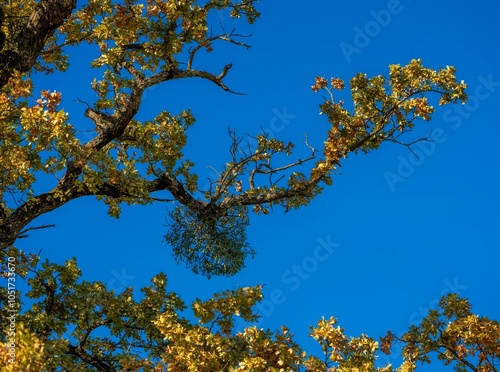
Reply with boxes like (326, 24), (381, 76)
(19, 0), (500, 369)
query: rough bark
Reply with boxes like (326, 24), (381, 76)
(0, 0), (77, 88)
(67, 345), (115, 372)
(0, 59), (239, 250)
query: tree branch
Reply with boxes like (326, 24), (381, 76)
(67, 344), (115, 372)
(0, 0), (77, 88)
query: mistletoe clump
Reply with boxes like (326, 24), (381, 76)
(165, 204), (253, 277)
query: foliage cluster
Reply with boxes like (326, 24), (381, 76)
(1, 1), (495, 372)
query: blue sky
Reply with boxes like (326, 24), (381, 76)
(17, 0), (500, 369)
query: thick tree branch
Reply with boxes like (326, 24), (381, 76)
(144, 63), (244, 94)
(0, 187), (88, 250)
(441, 345), (478, 372)
(0, 0), (77, 88)
(222, 186), (314, 208)
(0, 60), (240, 250)
(67, 344), (115, 372)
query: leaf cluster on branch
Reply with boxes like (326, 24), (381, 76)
(381, 294), (500, 372)
(0, 1), (496, 371)
(1, 255), (499, 371)
(0, 0), (467, 277)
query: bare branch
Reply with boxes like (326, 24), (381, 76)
(187, 29), (250, 71)
(251, 155), (316, 176)
(303, 132), (318, 155)
(387, 130), (434, 158)
(19, 224), (56, 236)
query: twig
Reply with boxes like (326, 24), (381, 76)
(18, 224), (56, 237)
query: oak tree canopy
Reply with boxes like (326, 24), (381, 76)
(0, 0), (466, 276)
(1, 1), (496, 372)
